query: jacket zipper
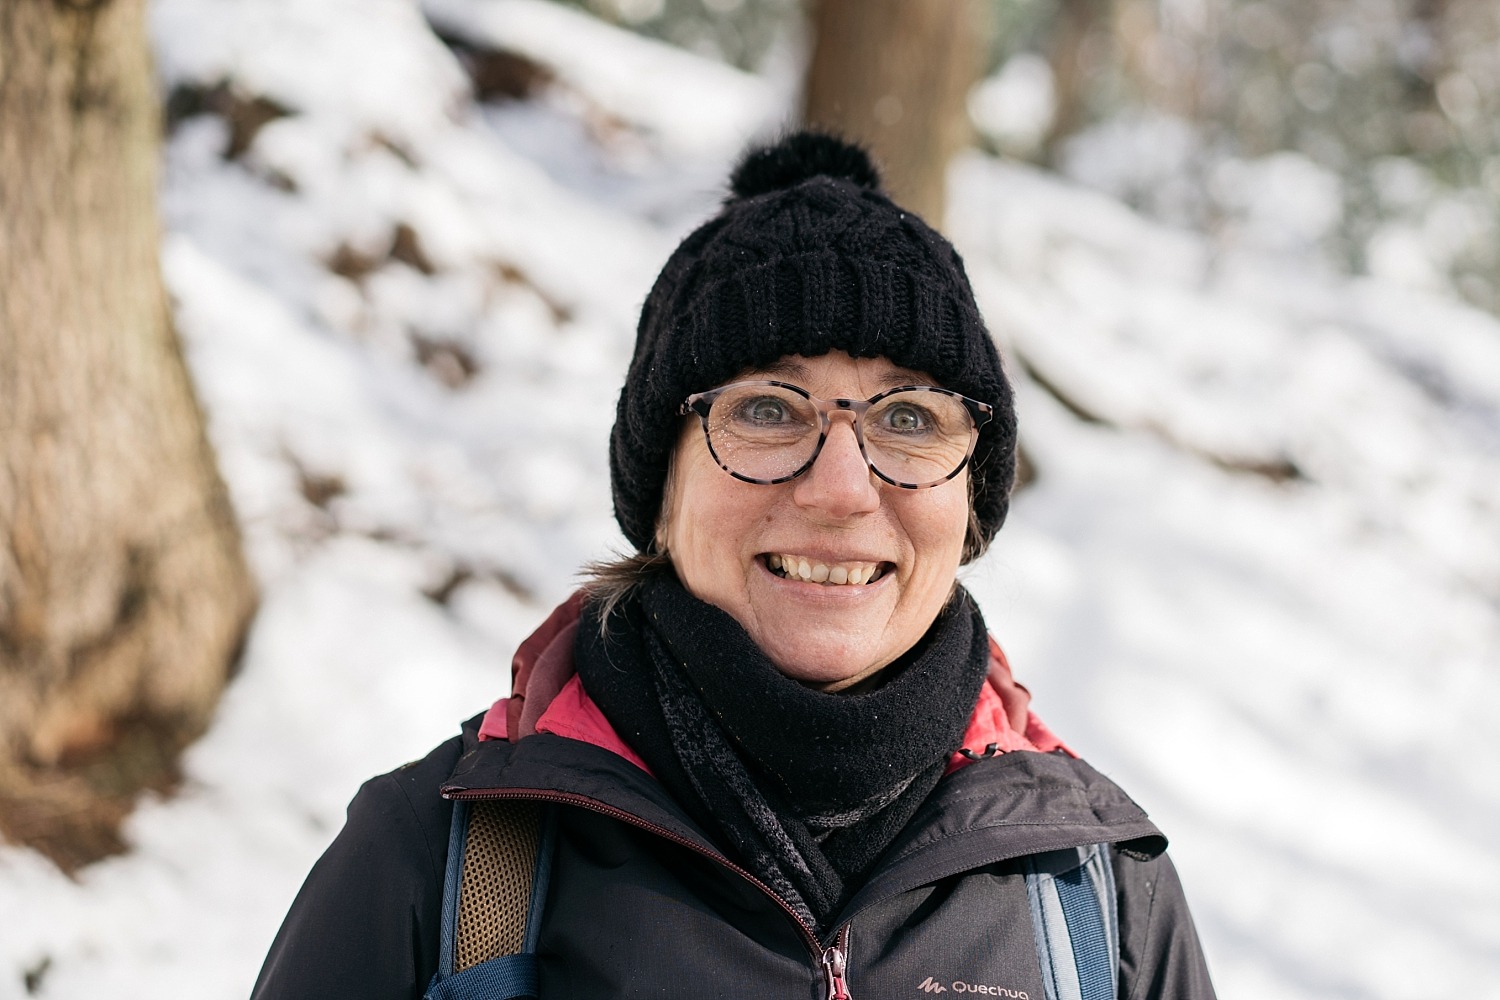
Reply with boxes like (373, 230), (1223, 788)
(447, 787), (841, 964)
(821, 924), (852, 1000)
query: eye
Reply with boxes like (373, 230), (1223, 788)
(740, 396), (790, 424)
(881, 402), (929, 433)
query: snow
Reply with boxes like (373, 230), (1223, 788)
(3, 1), (1497, 998)
(422, 0), (777, 157)
(969, 53), (1055, 156)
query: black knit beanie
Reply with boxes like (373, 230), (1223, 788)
(610, 131), (1016, 557)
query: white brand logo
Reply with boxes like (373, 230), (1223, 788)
(917, 979), (1028, 999)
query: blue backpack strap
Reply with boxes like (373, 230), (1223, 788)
(425, 953), (538, 1000)
(1024, 843), (1119, 1000)
(425, 800), (558, 1000)
(435, 800), (472, 983)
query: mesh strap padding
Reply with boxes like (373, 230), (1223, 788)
(1056, 864), (1112, 1000)
(455, 800), (542, 972)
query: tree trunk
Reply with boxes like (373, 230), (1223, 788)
(802, 0), (985, 227)
(1040, 0), (1108, 164)
(0, 0), (256, 870)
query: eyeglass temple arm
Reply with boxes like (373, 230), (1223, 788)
(965, 398), (994, 428)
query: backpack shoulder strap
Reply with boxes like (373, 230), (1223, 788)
(1024, 843), (1119, 1000)
(425, 799), (557, 1000)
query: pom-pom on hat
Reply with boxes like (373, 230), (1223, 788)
(610, 130), (1016, 558)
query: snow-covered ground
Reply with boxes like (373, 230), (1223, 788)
(3, 1), (1497, 997)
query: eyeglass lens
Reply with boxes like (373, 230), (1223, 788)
(704, 384), (975, 486)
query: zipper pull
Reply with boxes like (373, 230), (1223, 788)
(821, 936), (851, 1000)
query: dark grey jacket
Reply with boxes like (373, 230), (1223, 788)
(252, 719), (1216, 999)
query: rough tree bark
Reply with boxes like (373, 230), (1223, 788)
(802, 0), (986, 227)
(0, 0), (256, 870)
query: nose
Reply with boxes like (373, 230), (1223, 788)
(792, 418), (880, 518)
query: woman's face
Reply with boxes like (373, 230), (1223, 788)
(660, 350), (971, 690)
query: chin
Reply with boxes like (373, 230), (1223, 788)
(761, 635), (886, 690)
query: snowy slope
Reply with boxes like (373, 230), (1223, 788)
(1, 1), (1496, 998)
(951, 158), (1500, 997)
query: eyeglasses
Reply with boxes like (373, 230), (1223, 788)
(680, 381), (993, 489)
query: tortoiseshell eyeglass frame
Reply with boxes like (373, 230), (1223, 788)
(679, 380), (993, 489)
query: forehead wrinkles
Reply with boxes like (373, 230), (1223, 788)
(747, 357), (929, 392)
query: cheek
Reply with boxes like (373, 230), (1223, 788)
(904, 481), (970, 583)
(662, 451), (755, 600)
(666, 502), (716, 585)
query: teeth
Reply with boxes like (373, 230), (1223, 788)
(768, 554), (883, 587)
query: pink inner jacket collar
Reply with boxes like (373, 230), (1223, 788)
(478, 592), (1071, 773)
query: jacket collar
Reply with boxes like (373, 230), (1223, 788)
(449, 595), (1163, 920)
(443, 728), (1166, 929)
(478, 591), (1074, 772)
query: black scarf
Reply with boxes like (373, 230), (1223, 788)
(574, 574), (990, 931)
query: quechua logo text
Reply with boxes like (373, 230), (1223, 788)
(917, 978), (1029, 998)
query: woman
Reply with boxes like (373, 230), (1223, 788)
(252, 132), (1216, 999)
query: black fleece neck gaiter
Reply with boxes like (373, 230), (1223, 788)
(574, 574), (990, 931)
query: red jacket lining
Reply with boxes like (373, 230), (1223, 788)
(480, 591), (1071, 774)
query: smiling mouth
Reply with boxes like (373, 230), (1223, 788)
(763, 553), (891, 586)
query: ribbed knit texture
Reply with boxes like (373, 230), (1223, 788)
(609, 132), (1017, 553)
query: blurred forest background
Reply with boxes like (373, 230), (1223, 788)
(575, 0), (1500, 311)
